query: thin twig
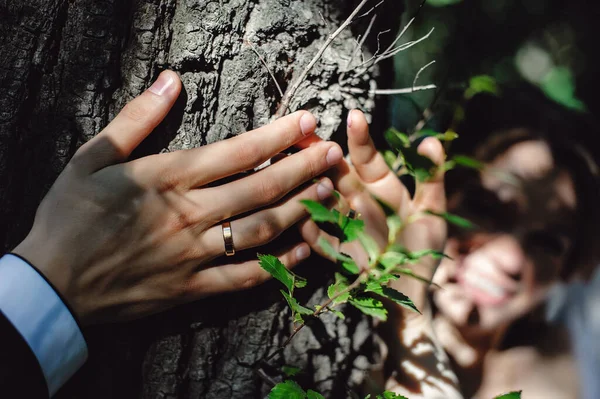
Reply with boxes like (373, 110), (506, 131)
(355, 0), (384, 20)
(261, 271), (367, 364)
(340, 14), (377, 84)
(341, 84), (437, 95)
(377, 27), (435, 61)
(413, 60), (436, 89)
(275, 0), (372, 117)
(246, 40), (284, 98)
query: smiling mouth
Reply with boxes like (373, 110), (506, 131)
(458, 270), (515, 307)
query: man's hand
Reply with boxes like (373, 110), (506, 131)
(13, 70), (343, 325)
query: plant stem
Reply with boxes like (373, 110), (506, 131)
(262, 271), (368, 363)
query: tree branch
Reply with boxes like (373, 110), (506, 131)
(275, 0), (372, 117)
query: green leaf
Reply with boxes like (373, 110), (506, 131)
(317, 238), (360, 274)
(494, 392), (522, 399)
(327, 272), (351, 305)
(376, 392), (409, 399)
(451, 155), (484, 170)
(268, 380), (306, 399)
(340, 216), (365, 243)
(540, 66), (585, 111)
(386, 215), (403, 243)
(379, 251), (409, 272)
(407, 249), (452, 262)
(435, 130), (459, 142)
(395, 268), (440, 288)
(399, 145), (437, 182)
(301, 200), (338, 223)
(341, 259), (360, 275)
(327, 307), (346, 320)
(294, 276), (308, 289)
(306, 390), (326, 399)
(383, 150), (397, 170)
(281, 290), (313, 323)
(282, 365), (302, 377)
(363, 281), (420, 314)
(465, 75), (498, 98)
(426, 0), (462, 7)
(424, 210), (476, 229)
(358, 232), (381, 264)
(384, 128), (410, 150)
(259, 254), (295, 292)
(349, 296), (388, 321)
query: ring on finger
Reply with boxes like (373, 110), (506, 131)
(222, 221), (236, 256)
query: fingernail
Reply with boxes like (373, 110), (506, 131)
(300, 113), (317, 136)
(317, 178), (334, 201)
(347, 110), (354, 128)
(296, 245), (311, 261)
(326, 145), (343, 166)
(148, 72), (175, 96)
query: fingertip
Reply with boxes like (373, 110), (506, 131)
(347, 109), (370, 146)
(148, 70), (181, 98)
(317, 177), (334, 201)
(295, 243), (311, 262)
(298, 111), (317, 136)
(417, 137), (445, 166)
(326, 143), (344, 166)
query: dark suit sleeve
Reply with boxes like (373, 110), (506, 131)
(0, 310), (49, 398)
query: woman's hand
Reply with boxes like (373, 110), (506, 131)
(299, 110), (461, 398)
(299, 109), (447, 313)
(13, 71), (343, 325)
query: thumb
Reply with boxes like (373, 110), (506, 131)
(414, 137), (446, 213)
(71, 70), (182, 173)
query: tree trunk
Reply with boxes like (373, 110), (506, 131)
(0, 0), (400, 397)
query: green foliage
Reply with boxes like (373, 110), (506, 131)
(541, 66), (585, 111)
(426, 0), (462, 7)
(300, 200), (338, 223)
(318, 238), (360, 274)
(281, 290), (313, 323)
(386, 215), (403, 244)
(364, 283), (420, 314)
(465, 75), (499, 99)
(301, 199), (365, 242)
(327, 273), (351, 305)
(494, 392), (522, 399)
(424, 210), (476, 229)
(268, 380), (306, 399)
(384, 128), (437, 182)
(259, 254), (303, 292)
(349, 295), (388, 321)
(306, 390), (326, 399)
(364, 392), (409, 399)
(282, 365), (302, 377)
(435, 130), (459, 142)
(451, 155), (484, 170)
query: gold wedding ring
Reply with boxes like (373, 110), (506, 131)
(222, 221), (235, 256)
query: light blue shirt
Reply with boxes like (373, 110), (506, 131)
(547, 267), (600, 399)
(0, 254), (88, 397)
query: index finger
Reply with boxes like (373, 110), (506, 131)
(72, 70), (182, 173)
(133, 111), (318, 189)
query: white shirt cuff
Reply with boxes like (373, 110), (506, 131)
(0, 253), (88, 396)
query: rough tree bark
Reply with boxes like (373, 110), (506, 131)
(0, 0), (401, 397)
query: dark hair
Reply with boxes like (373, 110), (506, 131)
(446, 85), (600, 279)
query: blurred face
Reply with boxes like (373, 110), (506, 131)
(433, 134), (578, 333)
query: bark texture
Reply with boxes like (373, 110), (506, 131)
(0, 0), (400, 397)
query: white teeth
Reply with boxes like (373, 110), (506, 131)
(464, 272), (505, 298)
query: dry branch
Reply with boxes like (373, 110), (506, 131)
(275, 0), (372, 117)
